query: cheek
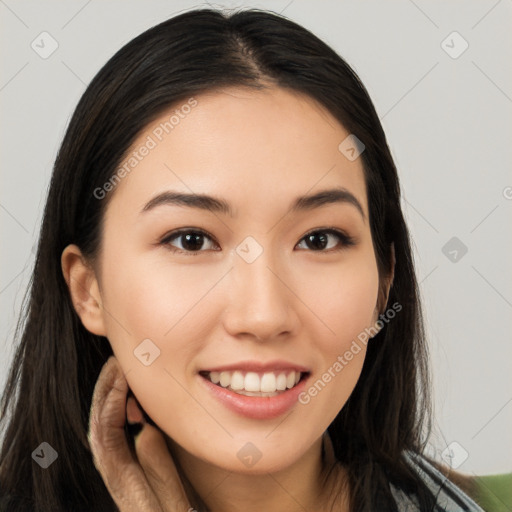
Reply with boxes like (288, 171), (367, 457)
(98, 254), (230, 419)
(99, 252), (225, 352)
(295, 252), (379, 410)
(98, 258), (218, 433)
(299, 252), (380, 349)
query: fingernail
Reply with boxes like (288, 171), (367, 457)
(126, 396), (144, 425)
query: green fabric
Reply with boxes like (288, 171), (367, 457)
(473, 473), (512, 512)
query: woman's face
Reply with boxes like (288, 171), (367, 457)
(89, 86), (382, 474)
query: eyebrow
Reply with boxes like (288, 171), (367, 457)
(140, 186), (365, 220)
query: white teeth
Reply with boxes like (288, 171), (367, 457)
(219, 371), (231, 387)
(260, 373), (276, 393)
(206, 370), (303, 394)
(245, 372), (260, 392)
(231, 371), (244, 390)
(276, 373), (287, 391)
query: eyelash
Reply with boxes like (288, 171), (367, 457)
(159, 227), (356, 256)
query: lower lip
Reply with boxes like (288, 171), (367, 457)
(199, 374), (309, 420)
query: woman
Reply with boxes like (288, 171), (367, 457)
(0, 8), (485, 511)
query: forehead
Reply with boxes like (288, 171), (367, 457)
(104, 86), (368, 221)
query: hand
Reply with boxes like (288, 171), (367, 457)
(88, 356), (193, 512)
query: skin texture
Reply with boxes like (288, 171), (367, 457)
(62, 86), (392, 512)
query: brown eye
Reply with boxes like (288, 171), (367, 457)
(296, 229), (355, 252)
(161, 229), (218, 254)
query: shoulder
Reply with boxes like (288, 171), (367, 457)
(389, 450), (485, 511)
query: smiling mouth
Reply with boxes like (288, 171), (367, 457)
(199, 370), (309, 397)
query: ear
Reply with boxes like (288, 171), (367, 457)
(61, 244), (107, 336)
(377, 243), (396, 315)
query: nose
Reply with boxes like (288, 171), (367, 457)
(222, 251), (300, 342)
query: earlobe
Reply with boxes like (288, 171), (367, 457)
(61, 244), (107, 336)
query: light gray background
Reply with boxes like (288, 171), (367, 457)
(1, 0), (511, 475)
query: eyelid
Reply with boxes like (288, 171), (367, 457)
(160, 227), (214, 242)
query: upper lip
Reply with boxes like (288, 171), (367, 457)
(200, 360), (310, 373)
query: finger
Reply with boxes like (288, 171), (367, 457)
(88, 356), (162, 512)
(134, 415), (192, 512)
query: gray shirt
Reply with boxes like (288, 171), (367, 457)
(390, 451), (486, 511)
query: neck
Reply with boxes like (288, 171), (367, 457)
(165, 432), (349, 512)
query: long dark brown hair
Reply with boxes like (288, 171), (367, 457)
(1, 8), (436, 511)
